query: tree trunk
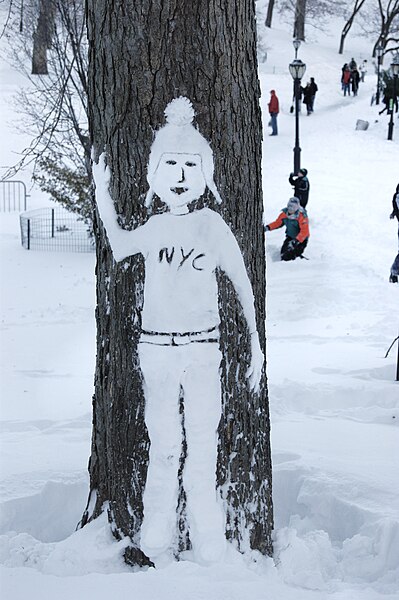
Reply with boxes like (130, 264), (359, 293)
(294, 0), (307, 41)
(82, 0), (273, 567)
(338, 0), (367, 55)
(32, 0), (56, 75)
(266, 0), (275, 28)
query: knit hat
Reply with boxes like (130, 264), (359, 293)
(299, 168), (308, 176)
(145, 97), (222, 207)
(287, 197), (300, 212)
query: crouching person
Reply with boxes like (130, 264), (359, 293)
(265, 196), (309, 261)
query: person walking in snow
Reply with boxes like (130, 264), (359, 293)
(289, 168), (310, 208)
(389, 183), (399, 283)
(359, 60), (367, 82)
(342, 66), (352, 96)
(268, 89), (279, 135)
(265, 196), (310, 261)
(308, 77), (318, 112)
(349, 57), (357, 71)
(302, 82), (313, 115)
(341, 63), (348, 90)
(379, 86), (399, 116)
(351, 67), (360, 96)
(92, 97), (264, 564)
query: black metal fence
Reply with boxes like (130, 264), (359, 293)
(0, 180), (28, 211)
(20, 207), (95, 253)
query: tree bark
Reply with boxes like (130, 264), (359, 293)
(294, 0), (307, 41)
(32, 0), (56, 75)
(82, 0), (273, 566)
(266, 0), (275, 28)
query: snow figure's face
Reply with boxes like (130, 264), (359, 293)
(152, 153), (206, 213)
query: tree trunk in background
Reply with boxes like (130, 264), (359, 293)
(338, 0), (367, 55)
(82, 0), (273, 566)
(32, 0), (55, 75)
(294, 0), (307, 41)
(266, 0), (275, 28)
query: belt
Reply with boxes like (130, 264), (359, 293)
(140, 326), (219, 346)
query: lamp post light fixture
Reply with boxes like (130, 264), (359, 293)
(293, 38), (301, 60)
(289, 58), (306, 174)
(376, 44), (384, 105)
(387, 53), (399, 141)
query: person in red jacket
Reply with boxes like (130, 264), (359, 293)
(268, 89), (279, 136)
(265, 196), (310, 261)
(342, 67), (352, 96)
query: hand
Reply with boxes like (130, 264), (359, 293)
(265, 225), (270, 231)
(390, 212), (395, 219)
(287, 238), (299, 251)
(91, 151), (117, 223)
(92, 151), (111, 190)
(246, 333), (264, 393)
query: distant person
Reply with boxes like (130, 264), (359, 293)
(349, 57), (357, 71)
(359, 60), (367, 82)
(341, 63), (348, 90)
(308, 77), (318, 112)
(302, 82), (313, 115)
(342, 66), (351, 96)
(351, 68), (360, 96)
(379, 88), (399, 115)
(389, 183), (399, 283)
(265, 197), (309, 261)
(289, 168), (310, 208)
(268, 89), (279, 136)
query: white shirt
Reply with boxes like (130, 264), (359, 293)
(106, 208), (257, 334)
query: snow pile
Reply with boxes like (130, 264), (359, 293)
(1, 10), (399, 600)
(274, 462), (399, 592)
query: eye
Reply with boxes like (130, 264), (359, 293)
(185, 161), (197, 167)
(166, 160), (177, 165)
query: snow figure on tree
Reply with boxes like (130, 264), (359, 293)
(92, 97), (264, 566)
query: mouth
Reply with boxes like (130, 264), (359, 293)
(170, 187), (188, 195)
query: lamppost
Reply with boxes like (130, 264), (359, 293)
(289, 58), (306, 175)
(376, 44), (384, 105)
(293, 38), (301, 59)
(387, 53), (399, 141)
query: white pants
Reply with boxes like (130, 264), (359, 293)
(138, 342), (226, 562)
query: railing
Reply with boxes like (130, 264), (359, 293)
(0, 180), (29, 211)
(20, 207), (95, 253)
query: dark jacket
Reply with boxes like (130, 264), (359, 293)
(351, 69), (360, 90)
(302, 85), (313, 105)
(309, 80), (318, 96)
(289, 173), (310, 208)
(392, 186), (399, 221)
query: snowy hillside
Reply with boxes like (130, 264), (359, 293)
(1, 12), (399, 600)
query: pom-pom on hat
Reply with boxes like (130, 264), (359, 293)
(145, 96), (222, 207)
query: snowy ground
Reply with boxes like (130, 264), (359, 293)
(1, 14), (399, 600)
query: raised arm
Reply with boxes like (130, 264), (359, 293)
(217, 216), (264, 392)
(92, 152), (144, 262)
